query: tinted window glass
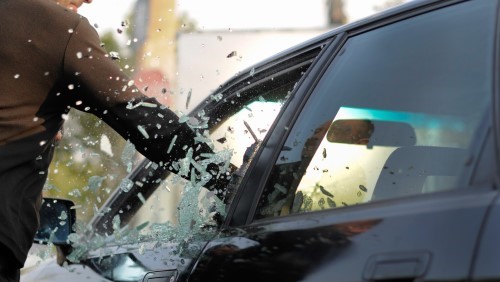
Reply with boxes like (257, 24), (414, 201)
(256, 1), (495, 219)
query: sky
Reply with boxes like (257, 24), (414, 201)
(79, 0), (399, 34)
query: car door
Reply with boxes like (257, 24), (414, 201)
(188, 1), (499, 281)
(67, 38), (330, 282)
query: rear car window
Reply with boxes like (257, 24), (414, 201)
(256, 0), (496, 218)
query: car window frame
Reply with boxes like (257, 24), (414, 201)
(226, 34), (346, 226)
(88, 38), (332, 235)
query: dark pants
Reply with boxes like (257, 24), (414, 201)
(0, 244), (20, 282)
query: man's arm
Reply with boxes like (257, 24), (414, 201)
(62, 17), (230, 189)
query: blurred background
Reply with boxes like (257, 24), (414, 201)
(43, 0), (409, 223)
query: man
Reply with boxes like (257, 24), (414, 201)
(0, 0), (221, 280)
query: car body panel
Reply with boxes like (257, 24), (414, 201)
(190, 189), (496, 281)
(472, 193), (500, 280)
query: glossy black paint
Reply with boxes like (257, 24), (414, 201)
(34, 198), (76, 245)
(189, 189), (496, 282)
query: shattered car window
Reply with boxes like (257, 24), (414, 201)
(60, 45), (324, 263)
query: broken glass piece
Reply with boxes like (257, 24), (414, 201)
(319, 185), (334, 198)
(291, 191), (304, 213)
(109, 51), (120, 60)
(327, 198), (336, 208)
(193, 132), (211, 145)
(58, 211), (68, 221)
(121, 140), (136, 172)
(318, 198), (325, 209)
(118, 178), (134, 192)
(274, 183), (287, 194)
(210, 93), (223, 102)
(100, 134), (113, 156)
(137, 192), (146, 204)
(137, 125), (149, 139)
(167, 135), (178, 154)
(186, 89), (192, 110)
(359, 185), (368, 192)
(178, 114), (190, 124)
(86, 175), (105, 192)
(226, 51), (237, 58)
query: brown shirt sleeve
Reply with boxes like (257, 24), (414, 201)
(62, 17), (196, 165)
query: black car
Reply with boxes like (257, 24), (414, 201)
(34, 0), (500, 281)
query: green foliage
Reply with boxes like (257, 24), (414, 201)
(44, 110), (138, 222)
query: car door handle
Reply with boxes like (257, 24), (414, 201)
(363, 251), (431, 281)
(142, 270), (177, 282)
